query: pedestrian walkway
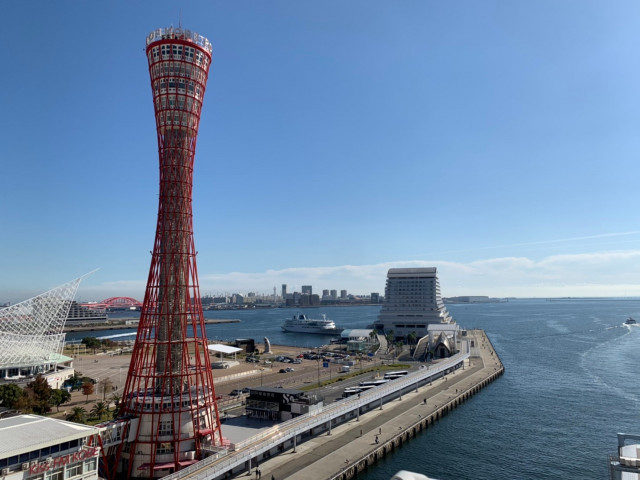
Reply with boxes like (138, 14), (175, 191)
(252, 330), (501, 480)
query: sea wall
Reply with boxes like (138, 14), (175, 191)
(329, 332), (504, 480)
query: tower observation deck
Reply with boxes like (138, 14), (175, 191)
(113, 27), (221, 479)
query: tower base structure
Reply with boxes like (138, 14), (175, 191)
(119, 390), (217, 477)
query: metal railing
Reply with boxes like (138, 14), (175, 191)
(164, 349), (469, 480)
(146, 27), (213, 54)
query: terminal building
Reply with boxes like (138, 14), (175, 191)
(0, 415), (103, 480)
(245, 387), (323, 421)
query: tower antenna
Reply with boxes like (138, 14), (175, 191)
(179, 9), (182, 29)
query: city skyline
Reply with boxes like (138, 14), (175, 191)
(2, 1), (640, 302)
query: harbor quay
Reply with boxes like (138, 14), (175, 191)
(160, 329), (503, 480)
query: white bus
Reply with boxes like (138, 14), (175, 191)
(359, 379), (389, 387)
(383, 370), (409, 380)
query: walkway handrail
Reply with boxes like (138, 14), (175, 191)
(164, 350), (469, 480)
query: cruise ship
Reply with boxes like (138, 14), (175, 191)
(282, 313), (343, 335)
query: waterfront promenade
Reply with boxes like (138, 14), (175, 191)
(242, 330), (502, 480)
(61, 330), (502, 479)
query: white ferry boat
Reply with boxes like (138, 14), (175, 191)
(281, 313), (343, 335)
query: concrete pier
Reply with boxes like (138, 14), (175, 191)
(266, 329), (503, 480)
(169, 329), (502, 480)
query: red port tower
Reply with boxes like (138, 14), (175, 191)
(117, 27), (221, 478)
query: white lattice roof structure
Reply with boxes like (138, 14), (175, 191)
(0, 275), (85, 369)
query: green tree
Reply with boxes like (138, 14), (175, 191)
(394, 341), (404, 359)
(14, 388), (35, 413)
(66, 406), (87, 424)
(385, 330), (395, 353)
(49, 389), (72, 412)
(407, 331), (417, 346)
(81, 381), (95, 403)
(90, 401), (110, 421)
(81, 337), (101, 353)
(26, 375), (52, 414)
(110, 393), (122, 419)
(0, 384), (24, 410)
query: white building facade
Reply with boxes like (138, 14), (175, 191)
(374, 267), (456, 340)
(0, 415), (102, 480)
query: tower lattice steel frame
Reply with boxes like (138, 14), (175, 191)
(116, 27), (221, 479)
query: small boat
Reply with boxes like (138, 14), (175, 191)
(625, 316), (636, 325)
(282, 313), (343, 335)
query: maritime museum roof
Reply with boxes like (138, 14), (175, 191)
(0, 276), (86, 369)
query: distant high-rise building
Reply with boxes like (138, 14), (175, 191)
(322, 289), (329, 297)
(340, 289), (347, 299)
(330, 289), (337, 300)
(371, 292), (380, 303)
(374, 268), (455, 339)
(301, 285), (312, 295)
(282, 284), (287, 299)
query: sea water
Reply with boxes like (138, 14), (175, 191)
(68, 300), (640, 479)
(360, 299), (640, 480)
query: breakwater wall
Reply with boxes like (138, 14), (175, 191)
(330, 332), (504, 480)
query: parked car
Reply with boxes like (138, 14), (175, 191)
(230, 388), (251, 396)
(285, 367), (294, 372)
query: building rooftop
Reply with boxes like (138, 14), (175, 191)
(387, 267), (437, 277)
(0, 415), (102, 458)
(249, 386), (303, 396)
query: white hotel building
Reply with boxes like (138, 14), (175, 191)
(374, 267), (457, 341)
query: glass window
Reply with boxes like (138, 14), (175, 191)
(159, 420), (173, 436)
(84, 458), (97, 472)
(156, 442), (173, 454)
(46, 468), (64, 480)
(65, 463), (82, 479)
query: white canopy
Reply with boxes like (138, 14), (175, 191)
(208, 344), (242, 354)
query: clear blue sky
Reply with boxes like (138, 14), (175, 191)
(2, 1), (640, 302)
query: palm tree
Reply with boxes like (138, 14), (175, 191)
(407, 331), (417, 355)
(110, 392), (122, 407)
(394, 341), (404, 360)
(90, 401), (110, 421)
(66, 406), (87, 424)
(385, 330), (395, 353)
(110, 393), (122, 419)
